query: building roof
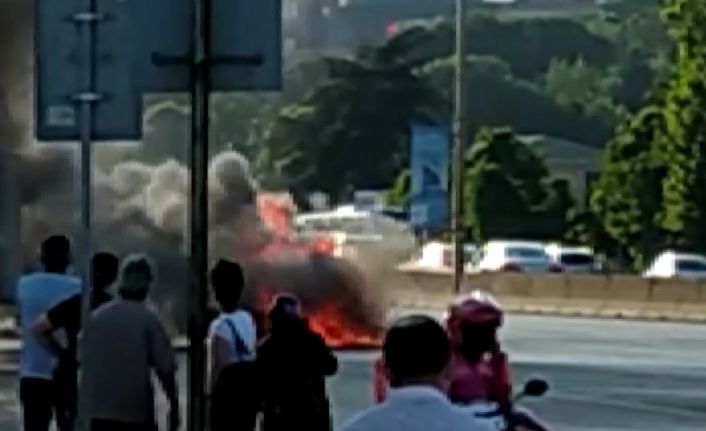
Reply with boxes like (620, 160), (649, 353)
(521, 135), (602, 169)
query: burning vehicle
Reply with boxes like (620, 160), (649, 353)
(241, 194), (384, 349)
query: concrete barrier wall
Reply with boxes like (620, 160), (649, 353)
(391, 268), (706, 322)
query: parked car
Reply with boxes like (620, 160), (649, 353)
(413, 241), (478, 269)
(545, 244), (597, 273)
(643, 251), (706, 280)
(476, 240), (561, 273)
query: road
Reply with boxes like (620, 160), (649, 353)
(2, 314), (706, 430)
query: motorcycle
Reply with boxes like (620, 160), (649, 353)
(460, 378), (550, 431)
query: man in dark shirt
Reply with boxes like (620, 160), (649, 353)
(33, 252), (119, 431)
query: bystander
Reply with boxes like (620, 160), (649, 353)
(16, 235), (80, 431)
(80, 254), (179, 431)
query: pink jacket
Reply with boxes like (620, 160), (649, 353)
(447, 351), (512, 405)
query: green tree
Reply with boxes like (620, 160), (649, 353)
(408, 14), (617, 82)
(384, 170), (411, 209)
(260, 28), (442, 200)
(581, 0), (706, 269)
(465, 128), (574, 242)
(590, 106), (667, 268)
(655, 0), (706, 251)
(422, 55), (615, 147)
(544, 58), (622, 123)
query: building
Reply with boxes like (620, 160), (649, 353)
(521, 135), (601, 209)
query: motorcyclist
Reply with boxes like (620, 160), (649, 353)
(372, 290), (510, 406)
(445, 290), (512, 406)
(447, 291), (549, 431)
(372, 292), (548, 430)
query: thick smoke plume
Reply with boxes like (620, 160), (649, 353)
(0, 0), (388, 336)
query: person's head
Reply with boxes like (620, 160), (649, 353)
(91, 252), (119, 291)
(446, 291), (503, 361)
(268, 294), (304, 332)
(40, 235), (72, 273)
(211, 260), (245, 313)
(118, 254), (155, 301)
(383, 315), (451, 389)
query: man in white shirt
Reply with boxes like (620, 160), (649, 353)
(340, 315), (494, 431)
(207, 260), (258, 431)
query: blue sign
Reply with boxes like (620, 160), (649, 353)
(410, 124), (449, 230)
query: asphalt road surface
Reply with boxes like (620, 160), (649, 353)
(2, 314), (706, 430)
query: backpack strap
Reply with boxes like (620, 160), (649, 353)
(222, 315), (251, 359)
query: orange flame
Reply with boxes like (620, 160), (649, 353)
(306, 303), (381, 349)
(252, 193), (382, 349)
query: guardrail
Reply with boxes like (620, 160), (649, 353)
(392, 267), (706, 322)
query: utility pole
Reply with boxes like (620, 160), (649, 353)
(452, 0), (468, 295)
(188, 0), (211, 429)
(73, 1), (101, 429)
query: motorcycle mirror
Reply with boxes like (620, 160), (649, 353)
(523, 379), (549, 397)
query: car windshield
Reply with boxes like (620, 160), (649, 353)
(560, 253), (595, 266)
(506, 247), (547, 259)
(676, 259), (706, 272)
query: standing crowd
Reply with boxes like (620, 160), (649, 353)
(16, 235), (497, 431)
(16, 236), (339, 431)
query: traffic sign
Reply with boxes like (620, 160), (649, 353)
(36, 0), (141, 140)
(211, 0), (282, 91)
(35, 0), (283, 141)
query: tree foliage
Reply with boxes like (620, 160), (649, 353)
(655, 0), (706, 250)
(590, 106), (667, 268)
(384, 170), (411, 209)
(421, 55), (615, 148)
(589, 0), (706, 268)
(465, 128), (574, 242)
(412, 15), (617, 81)
(260, 28), (442, 200)
(544, 58), (622, 123)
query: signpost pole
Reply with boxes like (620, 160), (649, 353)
(188, 0), (211, 429)
(452, 0), (468, 295)
(74, 1), (100, 430)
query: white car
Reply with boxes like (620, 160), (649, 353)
(413, 241), (478, 269)
(643, 251), (706, 280)
(476, 240), (561, 273)
(545, 244), (596, 273)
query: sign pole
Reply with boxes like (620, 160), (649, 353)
(73, 1), (100, 430)
(188, 0), (211, 429)
(452, 0), (468, 295)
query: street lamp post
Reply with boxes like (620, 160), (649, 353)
(452, 0), (468, 295)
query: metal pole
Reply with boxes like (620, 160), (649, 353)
(188, 0), (211, 428)
(452, 0), (468, 295)
(74, 2), (100, 430)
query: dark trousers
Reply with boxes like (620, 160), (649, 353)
(210, 364), (260, 431)
(90, 419), (158, 431)
(53, 361), (78, 431)
(19, 378), (54, 431)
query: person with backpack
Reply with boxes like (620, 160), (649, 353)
(207, 260), (258, 431)
(258, 295), (338, 431)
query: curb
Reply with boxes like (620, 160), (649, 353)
(390, 298), (706, 325)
